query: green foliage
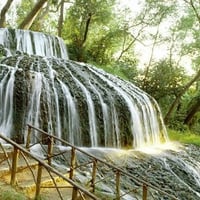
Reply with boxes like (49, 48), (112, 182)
(142, 0), (178, 26)
(168, 115), (189, 132)
(89, 62), (137, 82)
(62, 0), (137, 67)
(168, 129), (200, 146)
(0, 187), (27, 200)
(184, 90), (200, 131)
(86, 26), (124, 64)
(164, 84), (200, 134)
(16, 0), (58, 33)
(63, 0), (117, 62)
(136, 60), (188, 113)
(0, 45), (7, 60)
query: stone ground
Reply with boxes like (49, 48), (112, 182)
(0, 144), (73, 200)
(1, 142), (200, 200)
(75, 143), (200, 200)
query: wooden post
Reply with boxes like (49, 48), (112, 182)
(35, 163), (43, 200)
(10, 146), (19, 186)
(91, 159), (97, 192)
(47, 136), (54, 165)
(26, 125), (32, 150)
(72, 186), (78, 200)
(116, 170), (120, 200)
(70, 147), (76, 179)
(142, 184), (148, 200)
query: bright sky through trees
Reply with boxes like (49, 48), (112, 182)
(118, 0), (194, 74)
(0, 0), (195, 74)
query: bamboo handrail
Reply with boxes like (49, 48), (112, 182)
(26, 124), (179, 200)
(0, 133), (100, 200)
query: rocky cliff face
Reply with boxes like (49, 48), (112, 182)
(0, 53), (168, 147)
(0, 28), (168, 148)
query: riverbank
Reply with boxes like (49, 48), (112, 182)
(168, 129), (200, 146)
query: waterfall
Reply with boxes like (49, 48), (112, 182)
(0, 28), (68, 59)
(85, 65), (168, 147)
(26, 72), (43, 135)
(0, 28), (168, 148)
(66, 70), (98, 147)
(0, 67), (16, 137)
(0, 56), (23, 138)
(59, 81), (80, 145)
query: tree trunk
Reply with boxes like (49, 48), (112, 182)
(82, 13), (92, 46)
(77, 13), (92, 62)
(18, 0), (47, 30)
(0, 0), (14, 28)
(58, 0), (64, 37)
(184, 97), (200, 126)
(164, 69), (200, 124)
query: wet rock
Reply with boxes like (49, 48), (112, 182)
(71, 145), (200, 199)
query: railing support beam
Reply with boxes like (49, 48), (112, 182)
(35, 163), (43, 200)
(116, 170), (120, 200)
(143, 184), (148, 200)
(10, 146), (19, 186)
(47, 136), (54, 165)
(26, 125), (32, 150)
(20, 124), (178, 200)
(70, 147), (76, 179)
(72, 187), (78, 200)
(91, 159), (97, 192)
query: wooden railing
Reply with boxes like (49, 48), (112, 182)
(0, 133), (99, 200)
(25, 124), (179, 200)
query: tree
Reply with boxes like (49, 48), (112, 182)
(184, 94), (200, 127)
(58, 0), (65, 37)
(62, 0), (117, 62)
(163, 0), (200, 125)
(164, 70), (200, 123)
(136, 60), (187, 112)
(18, 0), (47, 29)
(136, 0), (200, 129)
(0, 0), (14, 27)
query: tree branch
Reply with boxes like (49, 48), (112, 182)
(184, 0), (200, 23)
(164, 69), (200, 124)
(18, 0), (47, 30)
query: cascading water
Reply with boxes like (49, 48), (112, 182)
(0, 28), (68, 59)
(0, 28), (168, 148)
